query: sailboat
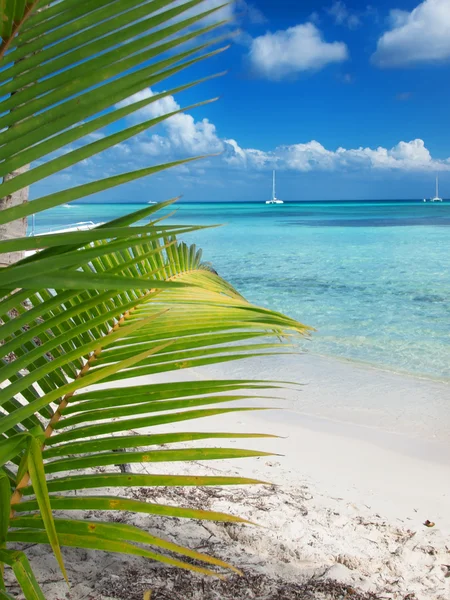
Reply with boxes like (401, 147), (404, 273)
(265, 170), (284, 205)
(424, 175), (443, 202)
(431, 175), (442, 202)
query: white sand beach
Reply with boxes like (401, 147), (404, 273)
(7, 354), (450, 599)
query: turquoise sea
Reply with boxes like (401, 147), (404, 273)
(33, 201), (450, 381)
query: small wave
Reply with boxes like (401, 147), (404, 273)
(62, 203), (78, 209)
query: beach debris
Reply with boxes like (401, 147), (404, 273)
(423, 520), (435, 527)
(100, 568), (385, 600)
(440, 564), (450, 578)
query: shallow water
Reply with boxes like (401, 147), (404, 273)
(33, 201), (450, 380)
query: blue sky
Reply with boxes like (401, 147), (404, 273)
(34, 0), (450, 202)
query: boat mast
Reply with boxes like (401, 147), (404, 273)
(272, 170), (276, 200)
(436, 175), (439, 198)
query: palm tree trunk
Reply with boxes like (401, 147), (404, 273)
(0, 10), (45, 267)
(0, 167), (30, 267)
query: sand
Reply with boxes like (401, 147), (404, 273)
(5, 353), (450, 599)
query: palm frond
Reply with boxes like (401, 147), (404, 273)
(1, 223), (309, 588)
(0, 0), (230, 256)
(0, 1), (313, 597)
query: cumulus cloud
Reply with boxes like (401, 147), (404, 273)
(117, 88), (224, 157)
(224, 138), (450, 172)
(116, 89), (450, 174)
(222, 138), (248, 167)
(117, 89), (179, 121)
(247, 23), (348, 80)
(372, 0), (450, 67)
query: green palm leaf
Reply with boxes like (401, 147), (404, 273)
(0, 0), (230, 239)
(0, 550), (45, 600)
(13, 495), (256, 525)
(1, 220), (309, 590)
(0, 1), (312, 597)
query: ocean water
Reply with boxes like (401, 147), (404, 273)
(33, 201), (450, 381)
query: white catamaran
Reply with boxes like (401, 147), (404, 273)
(424, 175), (443, 202)
(265, 170), (284, 205)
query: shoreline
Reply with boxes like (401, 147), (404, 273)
(180, 351), (450, 449)
(309, 348), (450, 386)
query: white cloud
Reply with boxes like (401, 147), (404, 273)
(116, 89), (450, 174)
(224, 138), (450, 172)
(163, 112), (223, 155)
(117, 89), (179, 119)
(372, 0), (450, 67)
(223, 138), (248, 167)
(327, 1), (361, 29)
(247, 23), (348, 80)
(336, 139), (436, 170)
(282, 140), (339, 171)
(117, 88), (223, 158)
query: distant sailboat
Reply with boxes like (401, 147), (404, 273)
(265, 170), (284, 205)
(424, 175), (443, 202)
(431, 175), (443, 202)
